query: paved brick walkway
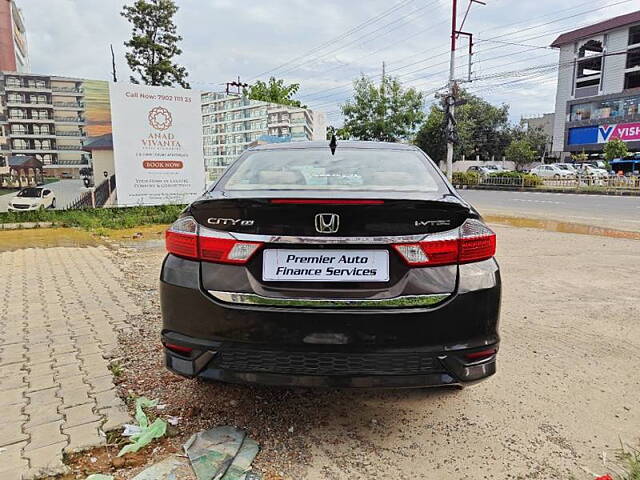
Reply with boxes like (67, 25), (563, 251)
(0, 246), (137, 480)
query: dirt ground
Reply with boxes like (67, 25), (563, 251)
(106, 224), (640, 480)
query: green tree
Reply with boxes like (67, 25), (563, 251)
(245, 77), (306, 108)
(341, 75), (425, 142)
(504, 139), (536, 171)
(121, 0), (190, 88)
(414, 104), (446, 162)
(571, 150), (589, 163)
(603, 137), (629, 161)
(510, 125), (549, 160)
(415, 89), (510, 163)
(326, 125), (351, 140)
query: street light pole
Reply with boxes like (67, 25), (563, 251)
(445, 0), (485, 181)
(445, 0), (458, 182)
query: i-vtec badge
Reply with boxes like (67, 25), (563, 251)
(207, 218), (255, 226)
(415, 220), (451, 227)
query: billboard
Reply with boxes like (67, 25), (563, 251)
(0, 70), (325, 211)
(568, 121), (640, 146)
(109, 82), (205, 205)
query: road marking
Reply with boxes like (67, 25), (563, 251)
(512, 199), (562, 204)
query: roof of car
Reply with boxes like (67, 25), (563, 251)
(249, 140), (418, 151)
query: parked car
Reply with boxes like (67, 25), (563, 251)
(574, 161), (608, 173)
(467, 165), (493, 176)
(577, 164), (609, 178)
(7, 187), (56, 211)
(484, 164), (511, 173)
(530, 165), (575, 178)
(160, 141), (501, 388)
(553, 163), (578, 174)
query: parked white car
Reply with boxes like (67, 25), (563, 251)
(484, 164), (511, 173)
(467, 165), (493, 176)
(7, 187), (56, 211)
(553, 163), (578, 174)
(578, 165), (609, 178)
(530, 165), (575, 178)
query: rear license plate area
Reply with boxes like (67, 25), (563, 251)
(262, 249), (389, 282)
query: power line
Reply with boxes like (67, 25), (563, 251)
(247, 0), (418, 81)
(271, 0), (443, 79)
(307, 0), (629, 93)
(298, 0), (633, 108)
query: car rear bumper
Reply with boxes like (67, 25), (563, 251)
(159, 254), (501, 388)
(162, 331), (498, 388)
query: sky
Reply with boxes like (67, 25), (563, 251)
(18, 0), (640, 126)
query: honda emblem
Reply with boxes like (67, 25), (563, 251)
(314, 213), (340, 234)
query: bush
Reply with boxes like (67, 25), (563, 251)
(0, 205), (186, 230)
(452, 171), (480, 185)
(522, 174), (543, 187)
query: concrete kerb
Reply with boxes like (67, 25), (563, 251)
(0, 222), (55, 230)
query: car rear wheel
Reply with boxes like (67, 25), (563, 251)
(51, 198), (56, 209)
(554, 174), (560, 179)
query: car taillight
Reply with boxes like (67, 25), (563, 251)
(393, 219), (495, 267)
(165, 216), (262, 264)
(458, 219), (497, 264)
(165, 216), (198, 259)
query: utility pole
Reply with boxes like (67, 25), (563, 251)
(445, 0), (485, 181)
(445, 0), (458, 181)
(225, 77), (248, 95)
(381, 61), (387, 138)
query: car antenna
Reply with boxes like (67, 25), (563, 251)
(329, 133), (337, 155)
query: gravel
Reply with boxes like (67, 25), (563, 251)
(102, 224), (640, 479)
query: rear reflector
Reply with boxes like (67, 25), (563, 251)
(393, 219), (495, 267)
(271, 199), (385, 205)
(166, 216), (263, 264)
(164, 343), (193, 355)
(464, 348), (497, 361)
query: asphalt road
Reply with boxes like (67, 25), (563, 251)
(459, 189), (640, 231)
(0, 179), (87, 213)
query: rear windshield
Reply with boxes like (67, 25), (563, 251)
(220, 148), (444, 192)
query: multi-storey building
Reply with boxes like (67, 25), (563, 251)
(201, 92), (326, 174)
(0, 0), (28, 72)
(0, 72), (88, 177)
(551, 10), (640, 157)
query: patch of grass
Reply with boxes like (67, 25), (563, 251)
(0, 205), (185, 230)
(616, 443), (640, 480)
(109, 361), (125, 378)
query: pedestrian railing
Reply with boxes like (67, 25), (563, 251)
(453, 173), (640, 192)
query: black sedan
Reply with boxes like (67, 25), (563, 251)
(160, 141), (501, 388)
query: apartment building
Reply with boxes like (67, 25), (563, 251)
(201, 92), (327, 174)
(551, 10), (640, 156)
(0, 72), (88, 177)
(0, 0), (28, 72)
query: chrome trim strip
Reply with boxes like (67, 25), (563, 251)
(228, 232), (429, 244)
(208, 290), (450, 308)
